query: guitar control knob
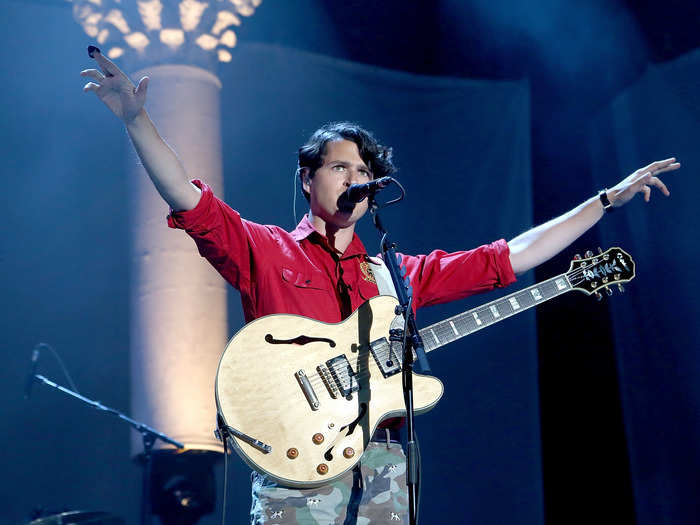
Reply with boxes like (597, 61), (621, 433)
(343, 447), (355, 459)
(585, 250), (594, 258)
(605, 287), (613, 296)
(317, 463), (329, 475)
(617, 283), (625, 293)
(287, 448), (299, 459)
(595, 292), (603, 302)
(312, 433), (324, 445)
(573, 254), (581, 260)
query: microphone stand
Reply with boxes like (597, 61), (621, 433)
(368, 186), (430, 525)
(30, 374), (184, 525)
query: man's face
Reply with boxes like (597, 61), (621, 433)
(303, 139), (373, 229)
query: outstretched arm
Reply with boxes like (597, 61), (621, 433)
(81, 46), (201, 211)
(508, 158), (680, 275)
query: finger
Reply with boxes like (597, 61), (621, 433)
(80, 68), (105, 82)
(641, 184), (651, 202)
(648, 176), (670, 196)
(83, 81), (101, 93)
(643, 157), (676, 172)
(134, 76), (149, 98)
(653, 162), (681, 175)
(89, 46), (124, 79)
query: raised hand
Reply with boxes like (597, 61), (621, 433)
(81, 45), (149, 123)
(609, 157), (680, 207)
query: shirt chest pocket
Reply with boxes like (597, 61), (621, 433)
(280, 267), (327, 291)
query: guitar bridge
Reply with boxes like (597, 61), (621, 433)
(317, 364), (339, 398)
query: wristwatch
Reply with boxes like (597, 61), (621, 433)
(598, 189), (613, 213)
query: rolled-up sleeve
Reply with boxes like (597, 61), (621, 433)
(401, 239), (516, 309)
(167, 180), (254, 290)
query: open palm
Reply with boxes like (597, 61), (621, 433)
(81, 46), (148, 123)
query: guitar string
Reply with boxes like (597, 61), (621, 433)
(300, 259), (630, 390)
(305, 274), (618, 389)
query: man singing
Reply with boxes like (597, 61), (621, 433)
(81, 45), (678, 524)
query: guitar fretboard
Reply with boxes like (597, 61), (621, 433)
(420, 274), (572, 353)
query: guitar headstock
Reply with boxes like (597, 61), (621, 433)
(566, 247), (635, 297)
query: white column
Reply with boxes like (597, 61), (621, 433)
(127, 64), (226, 454)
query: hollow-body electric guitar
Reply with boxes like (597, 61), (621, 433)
(215, 247), (635, 487)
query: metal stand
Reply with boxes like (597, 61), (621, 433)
(30, 374), (184, 525)
(368, 182), (431, 525)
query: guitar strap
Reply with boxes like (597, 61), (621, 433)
(367, 256), (399, 299)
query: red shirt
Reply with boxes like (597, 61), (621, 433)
(167, 181), (516, 323)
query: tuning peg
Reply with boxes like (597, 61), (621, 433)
(573, 254), (581, 260)
(605, 287), (613, 296)
(594, 292), (603, 301)
(617, 283), (625, 293)
(585, 250), (594, 258)
(598, 247), (603, 254)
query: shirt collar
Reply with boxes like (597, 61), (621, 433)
(290, 215), (369, 259)
(289, 214), (317, 242)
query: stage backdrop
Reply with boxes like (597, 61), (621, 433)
(589, 48), (700, 525)
(0, 4), (538, 524)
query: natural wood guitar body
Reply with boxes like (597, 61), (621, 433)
(215, 295), (444, 487)
(215, 247), (636, 487)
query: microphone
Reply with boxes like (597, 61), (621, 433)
(24, 345), (41, 400)
(344, 176), (392, 203)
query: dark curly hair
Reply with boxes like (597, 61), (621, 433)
(298, 122), (395, 201)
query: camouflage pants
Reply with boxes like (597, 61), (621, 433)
(250, 440), (408, 524)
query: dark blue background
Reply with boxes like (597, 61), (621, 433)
(2, 1), (698, 524)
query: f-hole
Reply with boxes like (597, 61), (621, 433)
(324, 402), (368, 461)
(265, 334), (336, 347)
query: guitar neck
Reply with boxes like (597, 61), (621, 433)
(420, 273), (573, 353)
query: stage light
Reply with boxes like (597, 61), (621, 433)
(70, 0), (262, 63)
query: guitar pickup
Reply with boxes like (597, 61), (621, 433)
(295, 369), (320, 410)
(370, 338), (402, 378)
(326, 355), (359, 397)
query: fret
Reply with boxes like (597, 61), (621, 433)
(508, 296), (521, 311)
(554, 277), (570, 291)
(539, 280), (558, 299)
(453, 315), (472, 335)
(448, 320), (459, 336)
(422, 332), (438, 352)
(477, 307), (496, 325)
(436, 324), (456, 345)
(516, 290), (535, 308)
(429, 328), (440, 346)
(466, 312), (481, 331)
(420, 274), (573, 354)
